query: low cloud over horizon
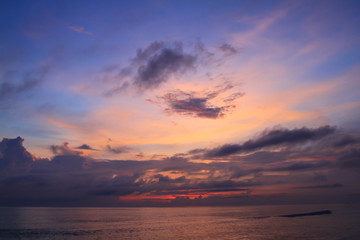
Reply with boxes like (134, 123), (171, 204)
(1, 124), (359, 207)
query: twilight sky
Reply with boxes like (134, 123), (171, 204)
(1, 0), (360, 206)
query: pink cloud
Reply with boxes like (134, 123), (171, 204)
(67, 25), (92, 35)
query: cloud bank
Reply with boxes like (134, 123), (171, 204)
(0, 125), (359, 206)
(202, 125), (337, 157)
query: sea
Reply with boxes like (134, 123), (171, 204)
(0, 204), (359, 240)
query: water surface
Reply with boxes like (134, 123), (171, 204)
(0, 204), (359, 240)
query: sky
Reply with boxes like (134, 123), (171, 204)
(0, 0), (360, 206)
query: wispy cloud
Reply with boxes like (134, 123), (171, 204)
(106, 145), (131, 154)
(0, 66), (50, 103)
(201, 125), (337, 158)
(50, 142), (82, 156)
(217, 43), (238, 56)
(103, 40), (231, 96)
(67, 25), (92, 35)
(149, 83), (244, 119)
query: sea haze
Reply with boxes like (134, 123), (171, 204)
(0, 204), (359, 240)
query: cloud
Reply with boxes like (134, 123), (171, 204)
(102, 40), (240, 96)
(332, 135), (359, 148)
(203, 125), (337, 158)
(104, 81), (129, 97)
(76, 144), (96, 150)
(271, 160), (331, 172)
(1, 128), (359, 206)
(50, 142), (82, 156)
(150, 83), (244, 119)
(161, 92), (230, 119)
(50, 154), (86, 172)
(153, 174), (186, 183)
(337, 149), (360, 169)
(132, 41), (197, 90)
(103, 41), (203, 95)
(0, 137), (34, 173)
(217, 43), (238, 55)
(106, 145), (131, 154)
(67, 26), (92, 35)
(0, 66), (49, 103)
(294, 184), (343, 189)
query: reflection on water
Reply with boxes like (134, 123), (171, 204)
(0, 204), (359, 240)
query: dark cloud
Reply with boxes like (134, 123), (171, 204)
(271, 160), (331, 172)
(1, 128), (359, 206)
(239, 151), (289, 164)
(162, 93), (229, 119)
(217, 43), (238, 55)
(294, 184), (343, 189)
(102, 40), (241, 96)
(133, 41), (196, 90)
(203, 125), (337, 158)
(76, 144), (96, 150)
(337, 149), (360, 169)
(50, 155), (86, 172)
(91, 174), (142, 197)
(50, 142), (82, 156)
(0, 137), (34, 174)
(106, 145), (131, 154)
(103, 40), (217, 96)
(153, 174), (186, 183)
(151, 83), (244, 119)
(332, 135), (359, 148)
(0, 66), (49, 102)
(132, 41), (166, 64)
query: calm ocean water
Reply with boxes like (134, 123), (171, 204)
(0, 204), (359, 240)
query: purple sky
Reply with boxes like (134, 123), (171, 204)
(1, 0), (360, 206)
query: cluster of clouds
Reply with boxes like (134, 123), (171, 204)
(102, 40), (242, 119)
(147, 83), (244, 119)
(103, 41), (199, 96)
(1, 40), (240, 120)
(1, 125), (359, 206)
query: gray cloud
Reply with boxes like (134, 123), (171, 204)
(103, 40), (218, 96)
(76, 144), (96, 150)
(203, 125), (337, 158)
(271, 160), (331, 172)
(133, 41), (196, 90)
(337, 149), (360, 169)
(50, 142), (82, 156)
(0, 137), (33, 174)
(1, 125), (359, 206)
(294, 184), (343, 189)
(151, 83), (244, 119)
(217, 43), (238, 55)
(332, 135), (359, 148)
(102, 41), (240, 97)
(162, 93), (230, 119)
(106, 145), (131, 154)
(0, 66), (49, 102)
(132, 41), (166, 64)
